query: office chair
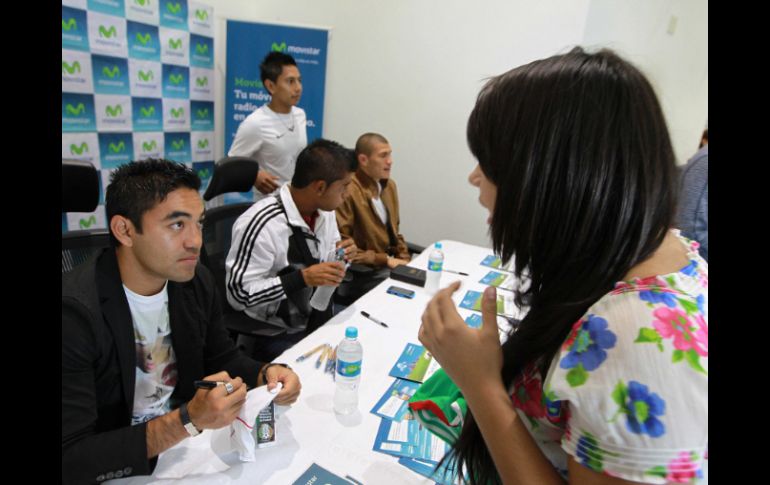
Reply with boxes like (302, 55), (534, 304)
(201, 157), (286, 339)
(62, 160), (111, 273)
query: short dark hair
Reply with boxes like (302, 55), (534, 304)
(260, 51), (297, 89)
(105, 159), (200, 246)
(354, 133), (389, 158)
(449, 47), (678, 484)
(291, 139), (358, 188)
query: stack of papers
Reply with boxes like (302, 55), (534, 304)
(369, 343), (459, 484)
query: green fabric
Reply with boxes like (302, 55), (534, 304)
(408, 368), (467, 445)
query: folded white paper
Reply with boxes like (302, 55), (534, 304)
(230, 383), (283, 461)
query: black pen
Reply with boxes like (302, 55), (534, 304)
(444, 269), (469, 276)
(361, 311), (389, 328)
(194, 380), (224, 389)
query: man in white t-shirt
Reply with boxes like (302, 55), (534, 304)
(227, 52), (308, 200)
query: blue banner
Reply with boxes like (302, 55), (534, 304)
(225, 20), (328, 154)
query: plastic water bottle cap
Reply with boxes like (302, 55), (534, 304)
(345, 326), (358, 339)
(434, 242), (442, 249)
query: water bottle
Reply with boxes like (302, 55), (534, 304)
(310, 247), (347, 311)
(425, 242), (444, 292)
(334, 327), (363, 415)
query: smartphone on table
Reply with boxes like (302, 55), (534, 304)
(386, 285), (416, 299)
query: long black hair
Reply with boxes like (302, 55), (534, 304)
(448, 47), (677, 484)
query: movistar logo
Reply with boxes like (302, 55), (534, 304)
(65, 103), (86, 116)
(195, 77), (208, 87)
(139, 106), (155, 117)
(138, 69), (154, 81)
(62, 61), (81, 74)
(197, 168), (210, 179)
(135, 32), (151, 45)
(195, 9), (208, 20)
(171, 107), (184, 118)
(234, 77), (262, 88)
(134, 0), (150, 6)
(61, 19), (78, 32)
(196, 108), (209, 118)
(70, 142), (89, 155)
(169, 38), (182, 49)
(102, 65), (120, 78)
(171, 139), (185, 149)
(108, 141), (126, 153)
(271, 42), (287, 52)
(99, 25), (117, 38)
(79, 215), (97, 229)
(169, 73), (184, 85)
(105, 105), (123, 117)
(62, 18), (77, 31)
(166, 2), (181, 14)
(142, 141), (157, 151)
(197, 139), (209, 148)
(195, 43), (208, 54)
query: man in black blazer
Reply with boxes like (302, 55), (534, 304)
(62, 159), (302, 484)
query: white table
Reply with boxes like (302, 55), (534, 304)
(109, 240), (513, 484)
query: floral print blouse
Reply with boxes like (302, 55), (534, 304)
(511, 231), (708, 483)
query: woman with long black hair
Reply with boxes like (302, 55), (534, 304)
(418, 47), (708, 484)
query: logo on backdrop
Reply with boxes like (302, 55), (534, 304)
(162, 64), (189, 98)
(162, 98), (190, 131)
(62, 50), (94, 93)
(95, 95), (132, 131)
(62, 93), (96, 132)
(127, 21), (160, 61)
(191, 132), (214, 162)
(132, 97), (163, 131)
(160, 29), (190, 65)
(133, 132), (164, 160)
(129, 60), (162, 98)
(190, 34), (214, 69)
(160, 0), (188, 31)
(62, 133), (101, 166)
(88, 11), (128, 57)
(91, 55), (130, 95)
(62, 6), (89, 52)
(164, 132), (191, 163)
(98, 133), (134, 169)
(189, 5), (213, 36)
(190, 101), (214, 131)
(190, 67), (214, 101)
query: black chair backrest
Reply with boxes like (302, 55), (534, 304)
(199, 156), (260, 285)
(62, 160), (100, 213)
(203, 156), (260, 202)
(62, 160), (111, 273)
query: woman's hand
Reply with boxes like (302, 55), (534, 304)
(419, 282), (503, 392)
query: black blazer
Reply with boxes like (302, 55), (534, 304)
(62, 249), (263, 484)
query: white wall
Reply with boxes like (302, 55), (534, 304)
(196, 0), (707, 248)
(582, 0), (708, 165)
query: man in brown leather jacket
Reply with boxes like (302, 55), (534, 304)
(335, 133), (411, 302)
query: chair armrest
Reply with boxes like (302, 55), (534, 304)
(406, 241), (425, 255)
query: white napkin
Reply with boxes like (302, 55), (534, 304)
(229, 382), (283, 461)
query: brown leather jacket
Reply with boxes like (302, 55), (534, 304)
(335, 169), (410, 267)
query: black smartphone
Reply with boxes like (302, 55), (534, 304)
(386, 285), (416, 299)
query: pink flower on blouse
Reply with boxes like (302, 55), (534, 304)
(652, 308), (708, 357)
(666, 451), (699, 483)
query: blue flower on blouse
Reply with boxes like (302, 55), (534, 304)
(624, 381), (666, 438)
(680, 260), (698, 276)
(639, 290), (678, 307)
(560, 315), (617, 371)
(575, 433), (603, 472)
(696, 293), (705, 314)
